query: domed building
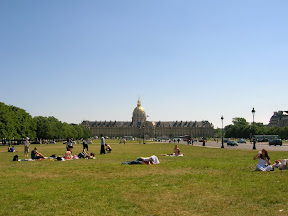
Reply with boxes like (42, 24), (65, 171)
(81, 99), (214, 139)
(132, 98), (146, 126)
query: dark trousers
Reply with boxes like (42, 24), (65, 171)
(100, 145), (106, 154)
(83, 144), (88, 151)
(124, 159), (143, 165)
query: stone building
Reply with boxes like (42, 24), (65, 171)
(81, 99), (214, 139)
(268, 111), (288, 127)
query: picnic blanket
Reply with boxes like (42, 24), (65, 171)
(163, 154), (184, 157)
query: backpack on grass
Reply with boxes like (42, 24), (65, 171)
(13, 155), (18, 161)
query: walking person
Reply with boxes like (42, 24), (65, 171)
(66, 138), (74, 152)
(24, 137), (29, 157)
(123, 138), (126, 146)
(100, 134), (106, 155)
(82, 139), (89, 151)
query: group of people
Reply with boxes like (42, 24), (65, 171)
(122, 145), (183, 165)
(253, 149), (288, 171)
(13, 136), (288, 170)
(15, 135), (110, 161)
(99, 134), (112, 154)
(7, 144), (15, 152)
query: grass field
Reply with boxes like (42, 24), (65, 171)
(0, 140), (288, 216)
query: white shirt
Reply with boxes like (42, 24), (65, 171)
(258, 158), (267, 167)
(25, 140), (29, 147)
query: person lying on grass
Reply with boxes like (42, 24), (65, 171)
(253, 149), (273, 171)
(78, 149), (95, 159)
(272, 159), (288, 170)
(122, 155), (160, 165)
(31, 147), (45, 160)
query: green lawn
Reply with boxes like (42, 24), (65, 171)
(0, 141), (288, 216)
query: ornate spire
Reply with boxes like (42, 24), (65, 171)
(137, 97), (141, 107)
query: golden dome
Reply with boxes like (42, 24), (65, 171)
(132, 98), (146, 123)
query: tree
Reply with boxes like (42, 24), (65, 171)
(1, 101), (92, 141)
(232, 118), (249, 127)
(34, 116), (49, 139)
(0, 102), (35, 140)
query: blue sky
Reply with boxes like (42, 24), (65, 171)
(1, 0), (287, 128)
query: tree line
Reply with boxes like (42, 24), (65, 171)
(0, 102), (91, 141)
(214, 117), (288, 139)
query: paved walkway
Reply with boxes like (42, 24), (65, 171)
(175, 140), (288, 152)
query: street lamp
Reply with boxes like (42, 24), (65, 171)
(221, 115), (224, 148)
(142, 125), (145, 144)
(252, 107), (256, 150)
(139, 127), (141, 144)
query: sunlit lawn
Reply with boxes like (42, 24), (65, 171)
(0, 140), (288, 216)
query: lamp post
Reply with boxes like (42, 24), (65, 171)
(221, 115), (224, 148)
(142, 125), (145, 144)
(252, 107), (256, 150)
(139, 127), (141, 144)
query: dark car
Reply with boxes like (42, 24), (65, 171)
(237, 139), (246, 144)
(227, 140), (238, 146)
(257, 138), (269, 142)
(223, 138), (229, 143)
(269, 139), (282, 146)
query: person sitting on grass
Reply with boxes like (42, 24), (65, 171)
(31, 147), (45, 160)
(64, 148), (72, 160)
(8, 144), (15, 152)
(253, 149), (273, 171)
(105, 144), (112, 153)
(174, 145), (182, 156)
(162, 145), (183, 156)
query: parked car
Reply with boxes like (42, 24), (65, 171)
(257, 138), (269, 142)
(227, 140), (238, 146)
(237, 139), (246, 143)
(223, 138), (229, 143)
(269, 139), (282, 146)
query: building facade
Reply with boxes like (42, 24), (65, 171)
(81, 99), (214, 139)
(268, 111), (288, 127)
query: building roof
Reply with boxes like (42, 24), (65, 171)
(81, 120), (213, 128)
